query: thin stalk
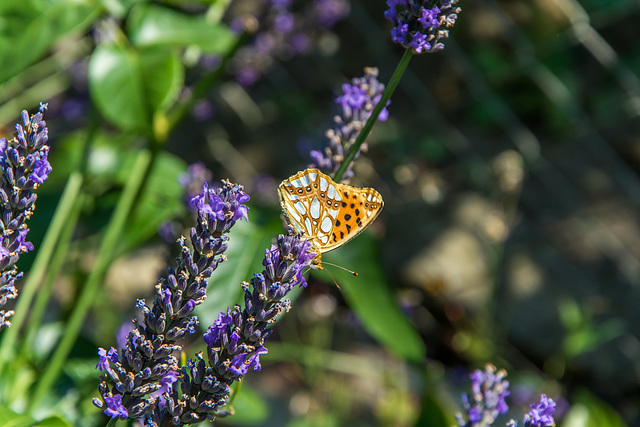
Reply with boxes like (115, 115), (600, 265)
(28, 149), (154, 412)
(333, 49), (413, 182)
(21, 189), (85, 358)
(0, 171), (84, 374)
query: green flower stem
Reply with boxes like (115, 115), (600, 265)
(0, 171), (84, 375)
(22, 188), (85, 358)
(28, 149), (154, 412)
(333, 49), (414, 182)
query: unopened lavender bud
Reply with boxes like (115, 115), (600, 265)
(124, 373), (135, 392)
(133, 383), (161, 396)
(129, 402), (147, 418)
(176, 299), (196, 317)
(165, 326), (183, 341)
(151, 363), (171, 378)
(153, 345), (174, 359)
(92, 397), (104, 408)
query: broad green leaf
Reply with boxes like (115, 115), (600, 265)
(415, 392), (454, 427)
(0, 0), (101, 83)
(127, 4), (236, 53)
(138, 47), (184, 113)
(562, 390), (627, 427)
(221, 385), (269, 425)
(318, 233), (425, 362)
(34, 416), (71, 427)
(89, 44), (183, 132)
(120, 151), (187, 251)
(0, 405), (35, 427)
(287, 413), (339, 427)
(89, 44), (150, 132)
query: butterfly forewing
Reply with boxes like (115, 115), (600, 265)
(278, 169), (383, 254)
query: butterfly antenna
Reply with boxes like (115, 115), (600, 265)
(322, 262), (358, 277)
(322, 266), (342, 290)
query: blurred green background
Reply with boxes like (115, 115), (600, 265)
(0, 0), (639, 425)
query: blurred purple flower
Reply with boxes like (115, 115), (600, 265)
(230, 0), (349, 86)
(191, 99), (215, 122)
(456, 364), (510, 427)
(313, 0), (350, 27)
(385, 0), (461, 53)
(309, 67), (389, 180)
(524, 394), (556, 427)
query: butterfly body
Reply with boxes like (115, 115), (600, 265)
(278, 168), (383, 269)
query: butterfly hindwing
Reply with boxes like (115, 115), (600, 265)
(278, 169), (383, 254)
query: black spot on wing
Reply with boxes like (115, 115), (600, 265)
(344, 214), (351, 221)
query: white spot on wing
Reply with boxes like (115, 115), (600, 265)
(319, 235), (329, 244)
(328, 209), (339, 219)
(305, 217), (313, 236)
(310, 197), (320, 219)
(320, 216), (332, 233)
(291, 179), (302, 188)
(319, 177), (328, 191)
(294, 201), (306, 215)
(287, 206), (302, 222)
(300, 174), (311, 186)
(327, 184), (336, 199)
(308, 172), (317, 182)
(287, 193), (299, 201)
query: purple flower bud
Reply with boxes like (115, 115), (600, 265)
(103, 394), (128, 419)
(524, 394), (556, 427)
(385, 0), (460, 53)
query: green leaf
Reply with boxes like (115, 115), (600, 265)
(0, 0), (101, 83)
(88, 44), (150, 132)
(127, 4), (236, 53)
(138, 47), (184, 113)
(120, 151), (187, 251)
(34, 416), (71, 427)
(0, 405), (35, 427)
(415, 392), (455, 427)
(319, 233), (426, 362)
(221, 385), (269, 425)
(562, 390), (628, 427)
(89, 44), (184, 132)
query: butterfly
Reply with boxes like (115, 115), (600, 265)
(278, 168), (384, 270)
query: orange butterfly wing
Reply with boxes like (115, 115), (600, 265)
(278, 169), (383, 254)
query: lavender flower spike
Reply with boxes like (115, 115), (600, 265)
(385, 0), (461, 53)
(523, 394), (556, 427)
(456, 364), (510, 427)
(143, 232), (315, 425)
(94, 180), (250, 420)
(310, 67), (389, 181)
(0, 103), (51, 330)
